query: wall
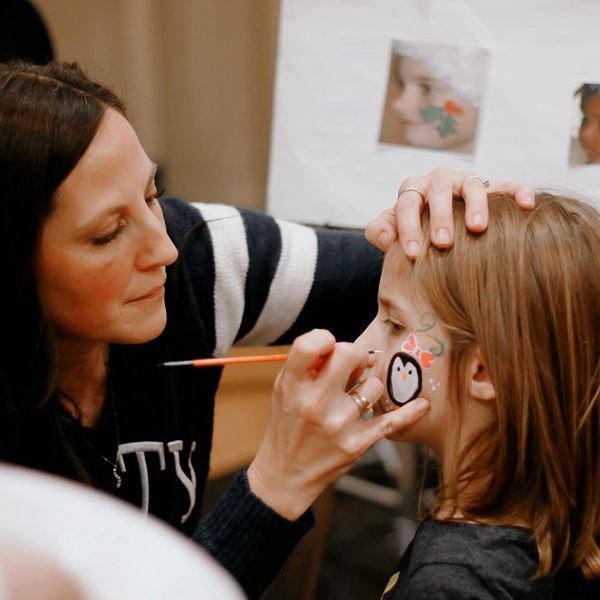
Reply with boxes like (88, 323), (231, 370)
(34, 0), (280, 211)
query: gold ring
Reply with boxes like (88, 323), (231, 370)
(349, 390), (371, 417)
(397, 187), (425, 203)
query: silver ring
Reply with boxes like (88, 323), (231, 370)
(349, 390), (372, 417)
(397, 186), (425, 203)
(461, 174), (490, 189)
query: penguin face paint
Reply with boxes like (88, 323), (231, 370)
(387, 352), (422, 405)
(386, 333), (437, 405)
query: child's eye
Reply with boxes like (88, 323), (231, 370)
(383, 319), (405, 335)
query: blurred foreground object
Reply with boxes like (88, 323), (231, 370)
(0, 464), (245, 600)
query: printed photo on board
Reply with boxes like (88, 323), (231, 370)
(569, 83), (600, 165)
(379, 40), (489, 157)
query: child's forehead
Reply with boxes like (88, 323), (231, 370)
(382, 243), (413, 278)
(380, 244), (429, 311)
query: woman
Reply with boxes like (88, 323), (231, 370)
(0, 60), (530, 598)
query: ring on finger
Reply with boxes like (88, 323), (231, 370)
(349, 390), (372, 418)
(461, 174), (490, 190)
(397, 186), (425, 203)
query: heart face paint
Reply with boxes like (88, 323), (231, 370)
(387, 352), (422, 406)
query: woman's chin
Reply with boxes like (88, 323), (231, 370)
(114, 312), (167, 345)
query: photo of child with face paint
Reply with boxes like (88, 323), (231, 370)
(379, 40), (489, 156)
(569, 83), (600, 165)
(356, 193), (600, 598)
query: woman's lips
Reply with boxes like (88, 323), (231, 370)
(127, 284), (165, 303)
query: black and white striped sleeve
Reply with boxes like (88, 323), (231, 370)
(163, 198), (383, 357)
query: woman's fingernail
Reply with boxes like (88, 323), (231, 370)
(471, 212), (483, 227)
(436, 227), (450, 244)
(406, 241), (420, 256)
(378, 232), (389, 249)
(523, 193), (535, 208)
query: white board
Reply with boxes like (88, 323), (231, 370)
(267, 0), (600, 227)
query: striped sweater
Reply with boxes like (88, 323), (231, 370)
(93, 198), (383, 597)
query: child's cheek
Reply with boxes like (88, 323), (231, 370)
(384, 333), (439, 408)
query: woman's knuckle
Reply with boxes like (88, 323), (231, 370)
(400, 176), (421, 191)
(339, 438), (359, 458)
(381, 419), (397, 437)
(429, 177), (450, 194)
(335, 342), (356, 360)
(293, 335), (314, 356)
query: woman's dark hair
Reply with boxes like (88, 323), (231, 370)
(0, 61), (125, 480)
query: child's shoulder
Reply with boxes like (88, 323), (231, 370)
(413, 518), (536, 569)
(382, 519), (550, 599)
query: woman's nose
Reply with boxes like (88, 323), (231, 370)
(136, 212), (178, 271)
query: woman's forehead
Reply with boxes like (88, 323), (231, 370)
(52, 109), (153, 216)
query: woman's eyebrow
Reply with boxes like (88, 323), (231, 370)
(76, 204), (129, 234)
(77, 163), (158, 234)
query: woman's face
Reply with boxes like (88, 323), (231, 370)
(35, 108), (178, 346)
(391, 56), (478, 150)
(355, 244), (451, 452)
(579, 94), (600, 163)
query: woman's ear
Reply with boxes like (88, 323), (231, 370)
(466, 347), (496, 402)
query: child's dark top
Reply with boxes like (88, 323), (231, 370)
(381, 520), (599, 599)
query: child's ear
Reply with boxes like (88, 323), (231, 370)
(466, 346), (496, 402)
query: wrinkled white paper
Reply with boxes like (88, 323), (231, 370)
(267, 0), (600, 227)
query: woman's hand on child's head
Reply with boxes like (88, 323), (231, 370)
(246, 329), (430, 520)
(365, 168), (535, 258)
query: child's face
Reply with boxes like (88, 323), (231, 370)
(355, 244), (451, 451)
(579, 94), (600, 163)
(391, 56), (478, 150)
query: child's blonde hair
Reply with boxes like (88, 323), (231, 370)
(414, 193), (600, 580)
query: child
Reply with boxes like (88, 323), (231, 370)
(379, 40), (488, 154)
(355, 193), (600, 598)
(577, 83), (600, 164)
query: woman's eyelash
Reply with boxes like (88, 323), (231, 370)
(147, 187), (166, 204)
(383, 319), (405, 334)
(93, 223), (125, 246)
(92, 189), (166, 246)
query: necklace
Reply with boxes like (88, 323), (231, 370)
(61, 376), (122, 489)
(86, 444), (122, 489)
(83, 378), (122, 489)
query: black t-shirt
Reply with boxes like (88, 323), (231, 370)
(381, 520), (598, 599)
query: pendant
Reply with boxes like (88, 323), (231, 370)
(113, 467), (122, 489)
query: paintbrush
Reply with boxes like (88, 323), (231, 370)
(158, 350), (381, 368)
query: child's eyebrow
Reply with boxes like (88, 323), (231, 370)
(379, 293), (407, 316)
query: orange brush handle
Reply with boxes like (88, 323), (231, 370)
(191, 354), (288, 367)
(158, 354), (289, 368)
(158, 350), (380, 368)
